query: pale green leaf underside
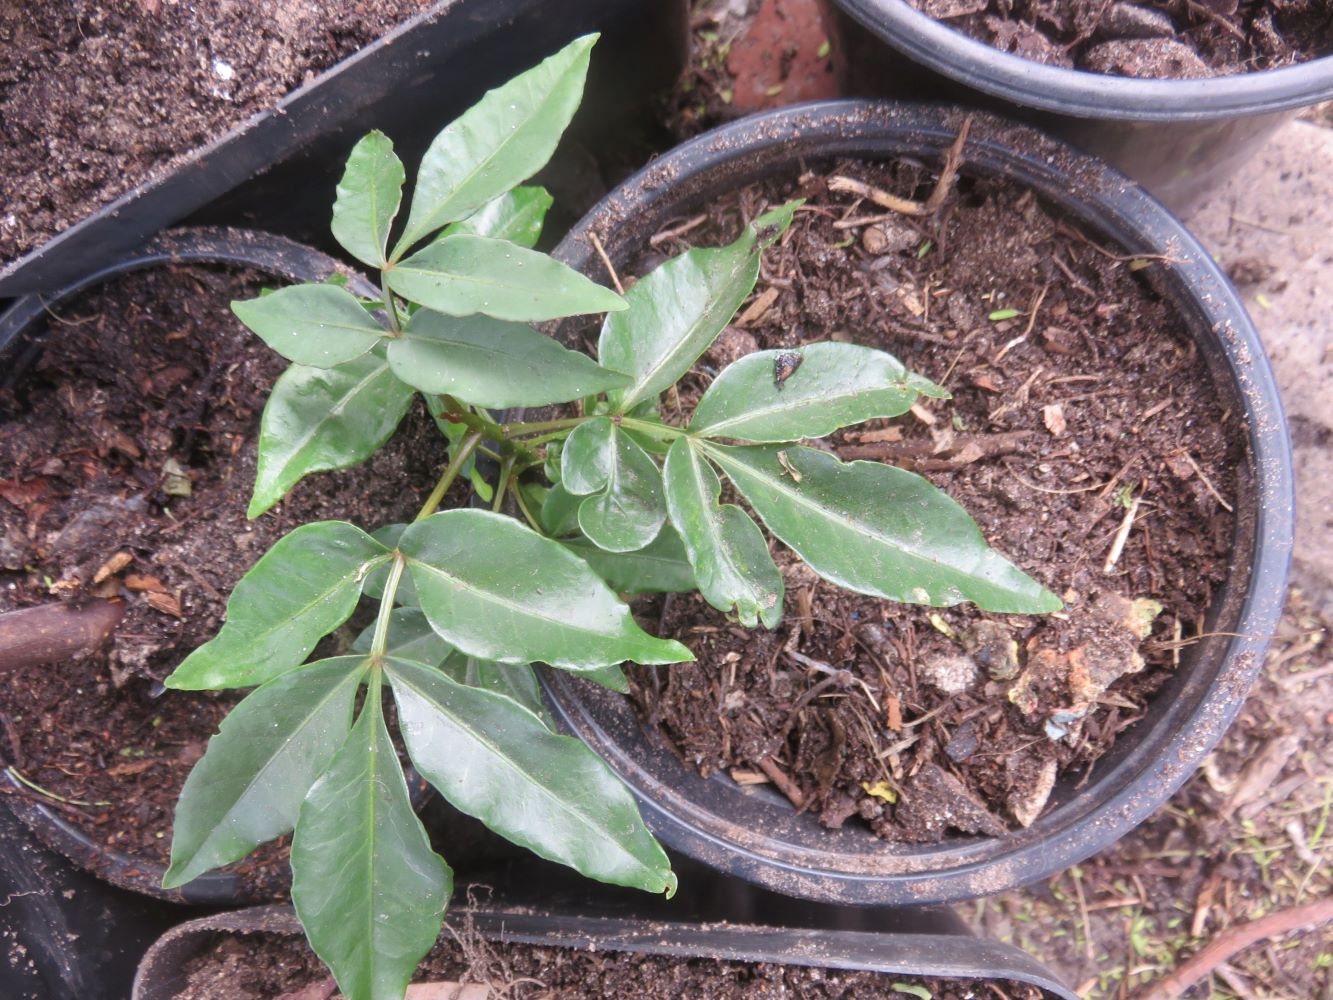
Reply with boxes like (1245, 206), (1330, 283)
(440, 185), (552, 248)
(249, 351), (415, 518)
(387, 311), (628, 408)
(331, 129), (405, 269)
(232, 284), (386, 368)
(562, 526), (696, 596)
(393, 34), (596, 256)
(664, 438), (783, 628)
(387, 657), (675, 894)
(386, 235), (625, 322)
(399, 509), (693, 670)
(291, 686), (450, 1000)
(706, 443), (1061, 614)
(163, 656), (367, 888)
(690, 342), (947, 442)
(167, 521), (390, 690)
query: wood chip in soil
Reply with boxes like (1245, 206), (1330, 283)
(0, 262), (456, 895)
(617, 157), (1242, 844)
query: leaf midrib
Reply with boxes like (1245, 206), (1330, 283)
(694, 378), (913, 437)
(680, 442), (762, 602)
(279, 360), (400, 474)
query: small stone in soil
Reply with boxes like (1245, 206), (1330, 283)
(1081, 38), (1213, 78)
(896, 763), (1009, 841)
(919, 650), (981, 694)
(1099, 2), (1176, 40)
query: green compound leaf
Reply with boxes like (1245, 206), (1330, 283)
(363, 523), (419, 608)
(386, 656), (675, 895)
(690, 342), (947, 443)
(232, 284), (386, 368)
(163, 656), (368, 889)
(663, 437), (783, 628)
(291, 681), (450, 1000)
(387, 310), (628, 408)
(563, 526), (696, 596)
(386, 235), (626, 322)
(400, 509), (693, 670)
(167, 522), (391, 690)
(599, 200), (800, 414)
(331, 130), (405, 269)
(249, 350), (415, 518)
(439, 185), (552, 248)
(437, 650), (554, 728)
(392, 35), (597, 257)
(705, 443), (1062, 614)
(351, 608), (453, 667)
(557, 418), (665, 553)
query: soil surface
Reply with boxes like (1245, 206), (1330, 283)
(908, 0), (1333, 77)
(169, 922), (1053, 999)
(0, 0), (433, 265)
(622, 158), (1240, 843)
(0, 263), (451, 894)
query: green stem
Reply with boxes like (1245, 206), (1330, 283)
(512, 482), (545, 535)
(416, 431), (482, 521)
(368, 554), (406, 661)
(492, 456), (516, 512)
(619, 417), (690, 441)
(380, 273), (401, 334)
(518, 429), (577, 450)
(506, 416), (586, 436)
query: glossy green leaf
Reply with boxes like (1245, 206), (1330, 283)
(249, 351), (415, 518)
(331, 130), (405, 269)
(392, 35), (597, 256)
(440, 186), (552, 248)
(599, 200), (800, 413)
(386, 656), (675, 894)
(291, 682), (450, 1000)
(705, 443), (1062, 614)
(386, 235), (625, 321)
(559, 418), (667, 552)
(386, 310), (629, 408)
(663, 438), (783, 628)
(163, 657), (368, 889)
(559, 417), (616, 496)
(539, 481), (582, 537)
(400, 509), (693, 669)
(437, 650), (554, 727)
(563, 526), (696, 595)
(232, 284), (386, 367)
(690, 342), (947, 442)
(351, 608), (453, 667)
(167, 522), (391, 690)
(362, 523), (418, 607)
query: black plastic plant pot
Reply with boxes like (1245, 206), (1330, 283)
(0, 227), (430, 905)
(819, 0), (1333, 211)
(0, 0), (688, 299)
(129, 904), (1081, 1000)
(541, 100), (1294, 907)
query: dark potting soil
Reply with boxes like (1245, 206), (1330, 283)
(0, 263), (451, 893)
(907, 0), (1333, 77)
(0, 0), (433, 265)
(621, 157), (1241, 843)
(169, 924), (1053, 999)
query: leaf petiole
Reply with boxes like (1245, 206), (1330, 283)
(492, 455), (516, 512)
(619, 417), (690, 442)
(380, 273), (402, 334)
(368, 554), (407, 660)
(416, 430), (483, 521)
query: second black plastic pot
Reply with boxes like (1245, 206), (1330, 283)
(130, 903), (1080, 1000)
(821, 0), (1333, 211)
(540, 100), (1294, 907)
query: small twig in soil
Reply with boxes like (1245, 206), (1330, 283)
(648, 213), (708, 247)
(1133, 896), (1333, 1000)
(1001, 459), (1107, 496)
(1180, 451), (1234, 512)
(1103, 495), (1141, 573)
(5, 766), (110, 808)
(0, 599), (125, 673)
(586, 230), (624, 295)
(1183, 0), (1247, 42)
(755, 756), (805, 809)
(924, 116), (973, 214)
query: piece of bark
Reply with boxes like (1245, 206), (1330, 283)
(0, 599), (124, 672)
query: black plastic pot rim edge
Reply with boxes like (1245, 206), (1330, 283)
(833, 0), (1333, 121)
(131, 905), (1081, 1000)
(544, 98), (1295, 905)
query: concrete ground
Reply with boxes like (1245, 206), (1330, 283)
(1184, 120), (1333, 617)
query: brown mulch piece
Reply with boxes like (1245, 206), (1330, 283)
(625, 156), (1241, 843)
(907, 0), (1333, 77)
(0, 263), (452, 893)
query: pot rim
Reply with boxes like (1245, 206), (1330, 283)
(831, 0), (1333, 121)
(541, 99), (1295, 905)
(0, 226), (394, 905)
(129, 904), (1080, 1000)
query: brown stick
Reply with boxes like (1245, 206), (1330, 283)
(1134, 896), (1333, 1000)
(755, 756), (806, 810)
(0, 600), (125, 672)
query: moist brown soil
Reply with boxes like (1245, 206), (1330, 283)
(908, 0), (1333, 77)
(0, 263), (452, 895)
(0, 0), (433, 265)
(625, 158), (1241, 843)
(169, 923), (1053, 999)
